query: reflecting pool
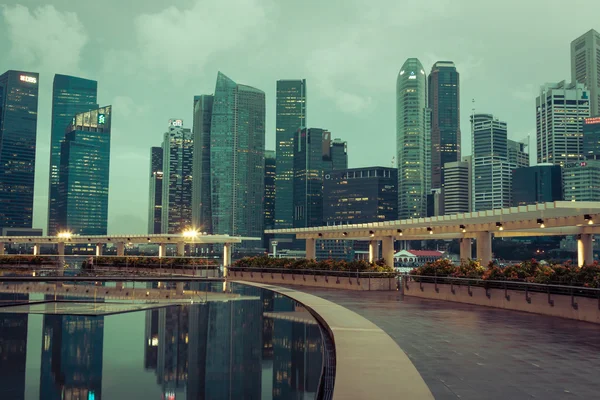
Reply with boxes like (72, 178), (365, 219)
(0, 281), (324, 399)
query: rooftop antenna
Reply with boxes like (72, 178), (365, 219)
(391, 156), (395, 168)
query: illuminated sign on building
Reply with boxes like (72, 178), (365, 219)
(19, 75), (37, 84)
(564, 162), (588, 168)
(585, 117), (600, 125)
(98, 114), (106, 125)
(169, 119), (183, 127)
(408, 71), (416, 80)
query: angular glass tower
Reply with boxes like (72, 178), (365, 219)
(275, 79), (306, 231)
(571, 29), (600, 116)
(0, 70), (39, 230)
(210, 72), (265, 242)
(148, 146), (163, 234)
(429, 61), (460, 189)
(192, 95), (214, 234)
(48, 74), (98, 235)
(56, 106), (111, 235)
(396, 59), (430, 219)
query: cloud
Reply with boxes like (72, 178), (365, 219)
(1, 4), (88, 74)
(512, 83), (538, 101)
(111, 96), (144, 118)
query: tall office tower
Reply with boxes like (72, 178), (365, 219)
(0, 70), (39, 231)
(48, 75), (98, 235)
(571, 29), (600, 116)
(512, 165), (563, 206)
(192, 95), (214, 233)
(508, 139), (529, 168)
(564, 160), (600, 201)
(148, 147), (163, 234)
(161, 119), (193, 234)
(275, 79), (306, 233)
(429, 61), (460, 189)
(396, 58), (431, 219)
(210, 72), (265, 242)
(471, 113), (513, 211)
(56, 106), (111, 235)
(583, 116), (600, 159)
(330, 138), (348, 170)
(536, 81), (590, 166)
(443, 157), (471, 214)
(263, 150), (276, 248)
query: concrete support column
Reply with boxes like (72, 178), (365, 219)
(578, 234), (594, 267)
(0, 243), (4, 255)
(475, 231), (492, 266)
(369, 240), (379, 263)
(176, 242), (185, 257)
(223, 243), (232, 278)
(158, 243), (166, 258)
(33, 244), (39, 256)
(57, 242), (65, 256)
(305, 239), (316, 260)
(176, 282), (184, 295)
(381, 237), (395, 268)
(460, 238), (472, 262)
(96, 244), (102, 257)
(116, 242), (125, 257)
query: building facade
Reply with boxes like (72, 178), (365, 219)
(536, 81), (590, 166)
(275, 79), (306, 232)
(583, 116), (600, 159)
(512, 164), (563, 206)
(443, 157), (471, 214)
(428, 61), (460, 189)
(571, 29), (600, 116)
(0, 70), (39, 231)
(192, 94), (214, 234)
(56, 106), (111, 235)
(48, 75), (98, 235)
(161, 119), (193, 234)
(148, 146), (163, 234)
(563, 160), (600, 201)
(210, 72), (265, 242)
(263, 150), (276, 248)
(396, 58), (430, 219)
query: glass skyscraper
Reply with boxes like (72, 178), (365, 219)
(148, 146), (163, 234)
(583, 116), (600, 159)
(396, 58), (430, 219)
(275, 80), (306, 231)
(429, 61), (460, 189)
(56, 106), (111, 235)
(210, 72), (265, 243)
(0, 70), (39, 230)
(48, 74), (98, 235)
(264, 150), (276, 248)
(571, 29), (600, 116)
(162, 120), (193, 234)
(192, 95), (214, 234)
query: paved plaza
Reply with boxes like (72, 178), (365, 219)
(290, 287), (600, 400)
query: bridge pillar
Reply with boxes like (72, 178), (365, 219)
(158, 243), (166, 258)
(223, 243), (232, 277)
(381, 237), (395, 268)
(305, 238), (316, 260)
(33, 244), (39, 256)
(116, 242), (125, 257)
(176, 242), (185, 257)
(176, 282), (184, 295)
(460, 238), (472, 262)
(476, 231), (492, 266)
(96, 244), (102, 257)
(369, 240), (379, 263)
(57, 242), (65, 256)
(0, 243), (4, 255)
(578, 234), (594, 267)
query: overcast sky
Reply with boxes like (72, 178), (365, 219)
(1, 0), (599, 234)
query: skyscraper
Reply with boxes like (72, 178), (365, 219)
(192, 95), (214, 234)
(429, 61), (460, 189)
(148, 146), (163, 234)
(563, 160), (600, 201)
(583, 116), (600, 159)
(512, 165), (563, 206)
(536, 81), (590, 166)
(264, 150), (276, 248)
(161, 119), (193, 234)
(571, 29), (600, 116)
(396, 58), (430, 219)
(0, 70), (39, 230)
(48, 75), (98, 235)
(210, 72), (265, 242)
(56, 106), (111, 235)
(443, 157), (471, 214)
(275, 80), (306, 231)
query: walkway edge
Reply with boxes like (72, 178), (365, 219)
(235, 281), (434, 400)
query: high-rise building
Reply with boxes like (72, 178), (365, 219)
(0, 70), (39, 231)
(264, 150), (276, 248)
(583, 116), (600, 159)
(571, 29), (600, 116)
(443, 157), (471, 214)
(275, 80), (306, 232)
(161, 119), (193, 234)
(210, 72), (265, 242)
(429, 61), (460, 189)
(56, 106), (111, 235)
(563, 160), (600, 201)
(48, 75), (98, 235)
(192, 95), (214, 233)
(396, 58), (430, 219)
(536, 81), (590, 166)
(508, 139), (529, 168)
(148, 146), (163, 234)
(330, 138), (348, 170)
(512, 165), (563, 206)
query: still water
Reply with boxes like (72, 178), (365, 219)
(0, 281), (324, 399)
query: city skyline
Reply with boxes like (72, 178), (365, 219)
(0, 2), (599, 233)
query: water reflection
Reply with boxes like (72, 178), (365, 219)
(0, 293), (29, 399)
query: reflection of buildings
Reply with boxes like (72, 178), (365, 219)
(40, 314), (104, 400)
(0, 294), (29, 399)
(156, 305), (190, 396)
(144, 309), (159, 370)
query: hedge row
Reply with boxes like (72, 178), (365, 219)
(410, 259), (600, 288)
(233, 256), (395, 273)
(0, 256), (55, 265)
(85, 257), (219, 268)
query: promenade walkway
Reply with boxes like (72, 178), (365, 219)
(288, 287), (600, 400)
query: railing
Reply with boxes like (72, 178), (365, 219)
(229, 266), (397, 278)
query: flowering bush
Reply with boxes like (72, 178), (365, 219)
(233, 256), (394, 273)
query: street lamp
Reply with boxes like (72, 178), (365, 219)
(182, 229), (199, 238)
(57, 231), (72, 239)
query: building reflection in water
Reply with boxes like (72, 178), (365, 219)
(0, 293), (29, 400)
